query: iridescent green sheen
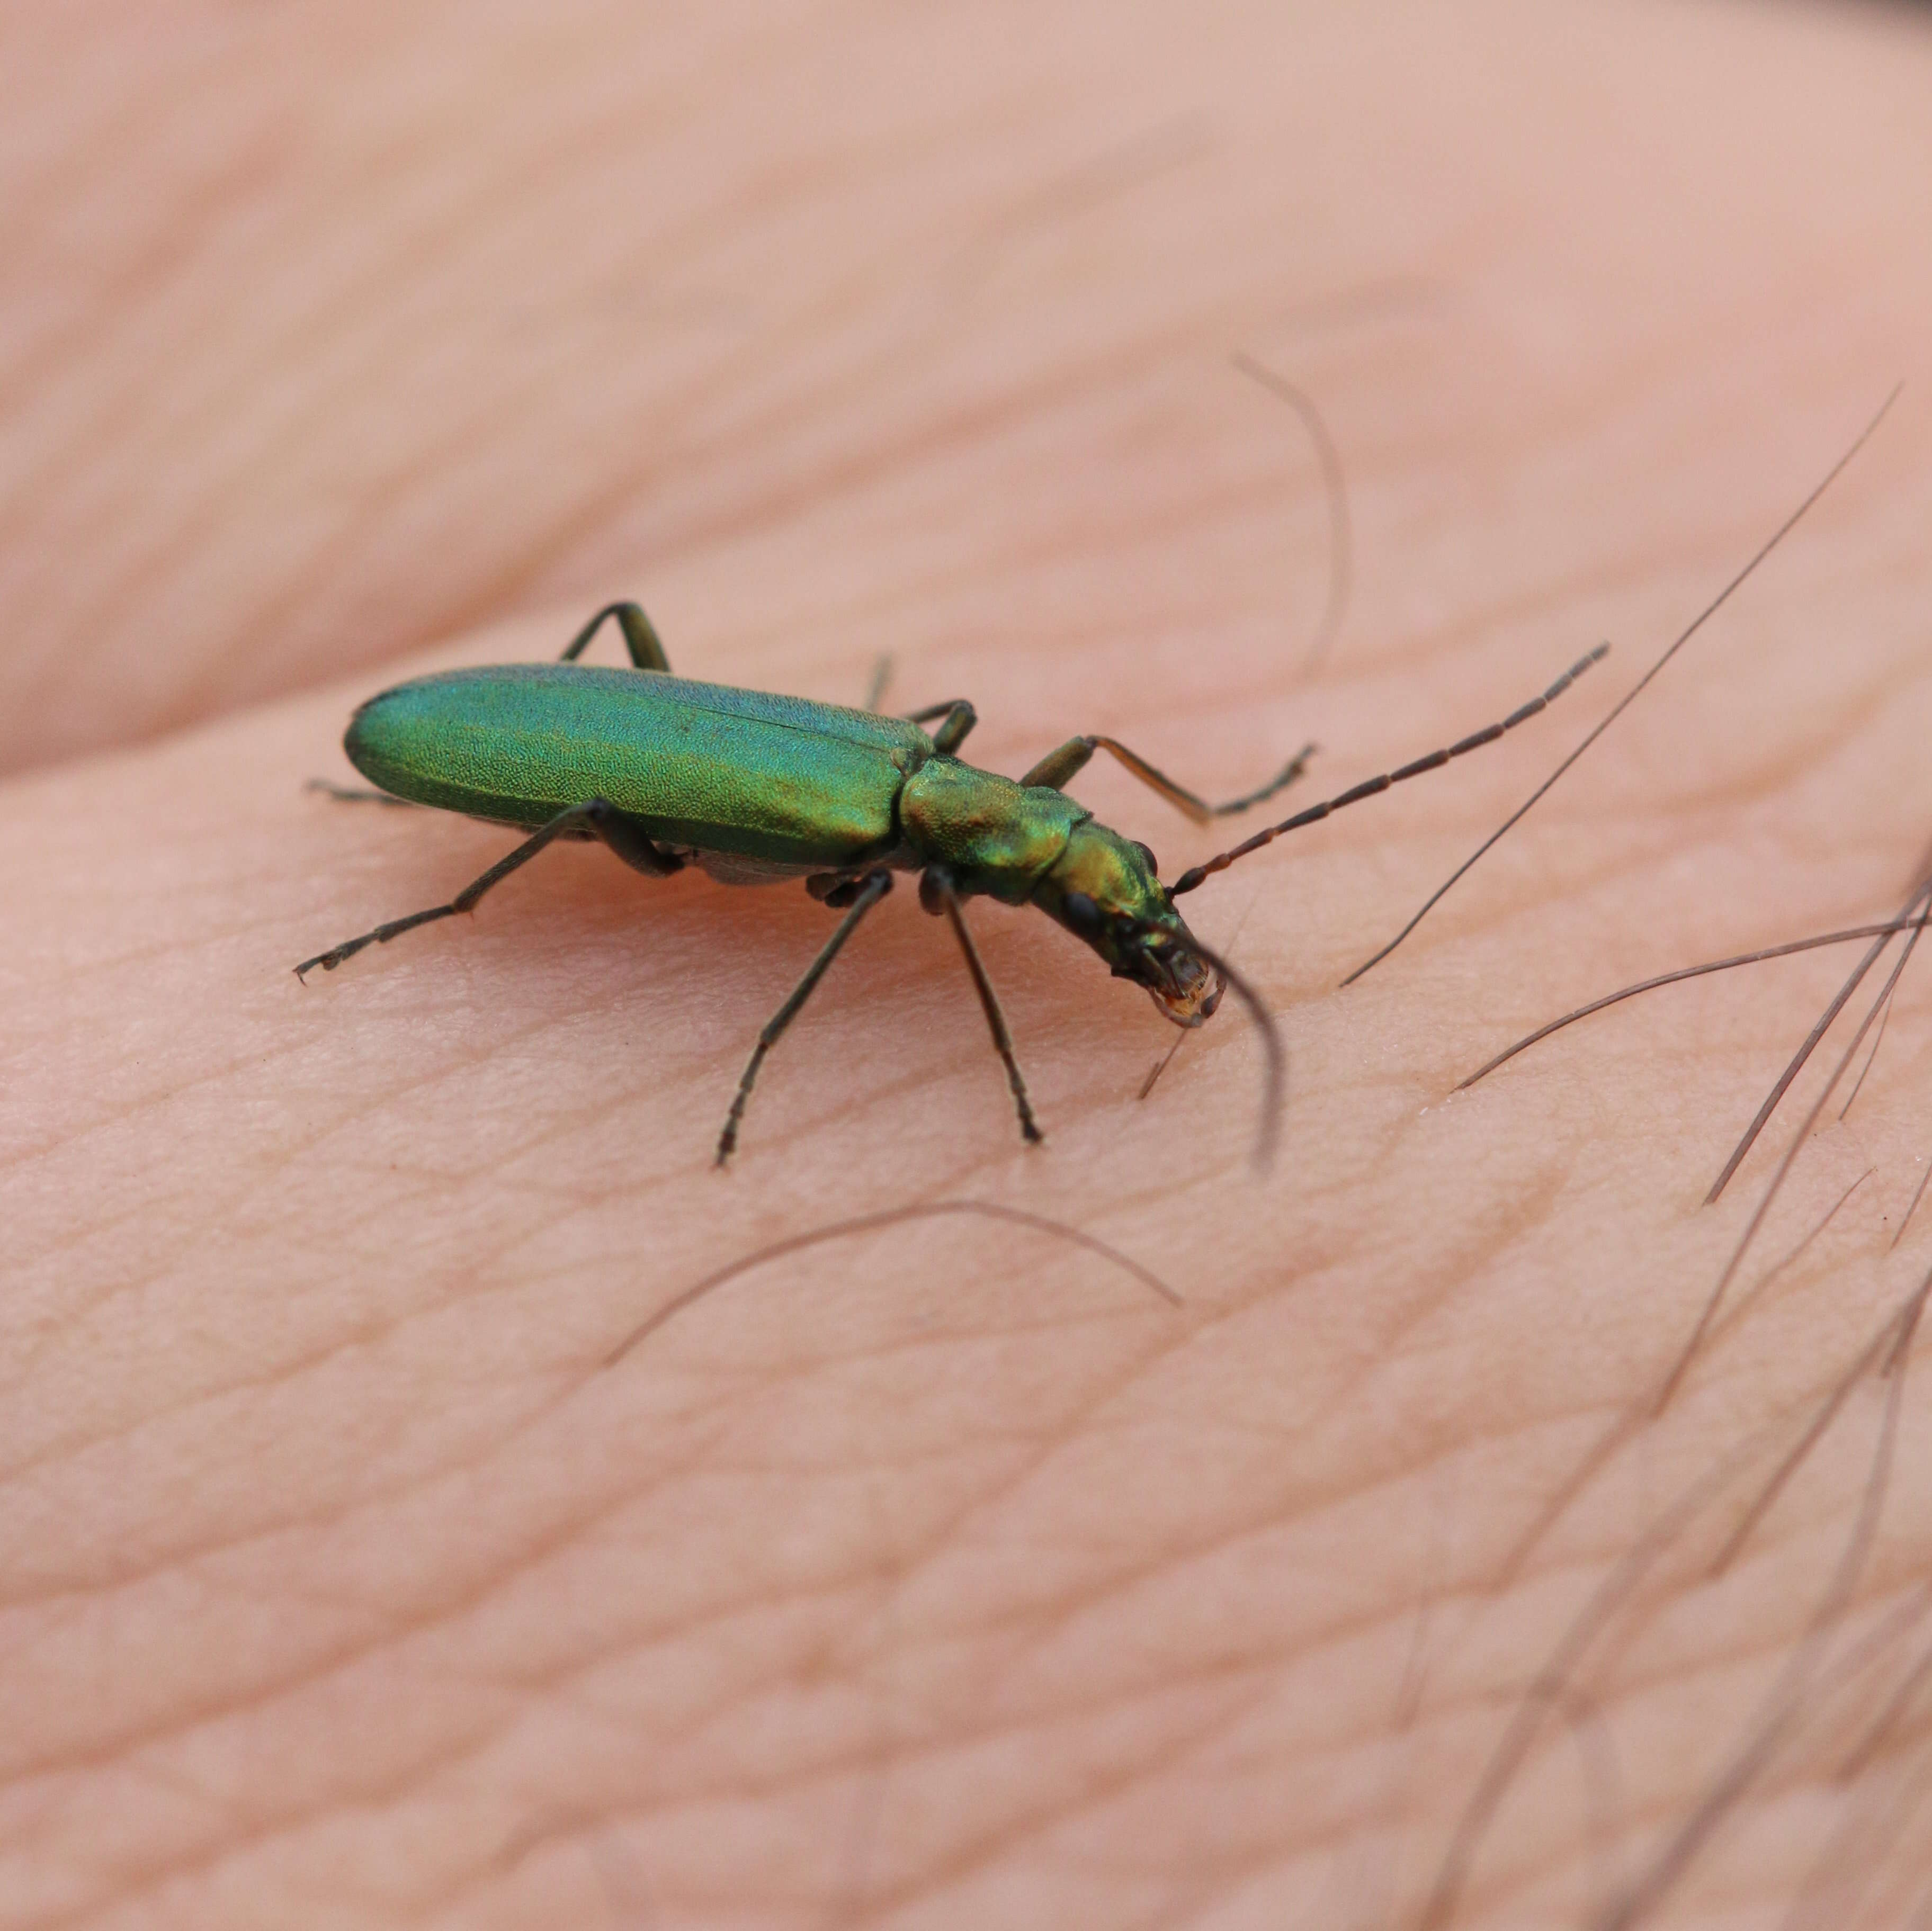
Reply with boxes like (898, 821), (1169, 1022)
(897, 758), (1087, 904)
(307, 627), (1259, 1166)
(347, 664), (932, 869)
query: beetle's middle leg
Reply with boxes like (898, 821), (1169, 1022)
(294, 800), (684, 980)
(920, 868), (1043, 1147)
(1021, 735), (1317, 824)
(717, 871), (894, 1166)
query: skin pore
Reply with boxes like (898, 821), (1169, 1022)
(6, 3), (1932, 1926)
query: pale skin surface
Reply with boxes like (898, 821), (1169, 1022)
(7, 2), (1932, 1926)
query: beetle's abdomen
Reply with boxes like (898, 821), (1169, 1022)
(346, 664), (925, 869)
(898, 758), (1087, 903)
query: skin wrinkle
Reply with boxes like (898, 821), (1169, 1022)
(0, 855), (1857, 1578)
(35, 1594), (1279, 1927)
(10, 1224), (1242, 1768)
(3, 1498), (1900, 1927)
(461, 282), (1260, 634)
(1839, 1634), (1932, 1782)
(800, 1711), (1270, 1929)
(12, 6), (1932, 1928)
(1, 1066), (499, 1396)
(1698, 1182), (1884, 1377)
(659, 1407), (1921, 1784)
(428, 342), (1135, 659)
(6, 150), (343, 718)
(0, 50), (283, 416)
(1597, 1564), (1932, 1931)
(1424, 1367), (1932, 1929)
(1, 1271), (1709, 1869)
(1, 1213), (714, 1574)
(1277, 1600), (1928, 1931)
(518, 1696), (1286, 1931)
(0, 130), (297, 590)
(722, 1575), (1901, 1931)
(7, 878), (735, 1212)
(1791, 1770), (1932, 1931)
(943, 112), (1218, 291)
(11, 27), (771, 748)
(4, 1404), (744, 1810)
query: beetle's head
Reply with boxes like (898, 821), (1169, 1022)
(1035, 823), (1223, 1027)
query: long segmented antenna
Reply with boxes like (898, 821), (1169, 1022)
(1168, 644), (1608, 896)
(1344, 384), (1903, 985)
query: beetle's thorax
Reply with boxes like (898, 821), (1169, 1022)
(897, 757), (1088, 903)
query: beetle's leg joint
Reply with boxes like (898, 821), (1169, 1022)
(918, 865), (958, 917)
(932, 701), (977, 754)
(559, 602), (672, 672)
(809, 871), (887, 909)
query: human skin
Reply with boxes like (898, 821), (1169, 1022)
(7, 2), (1932, 1927)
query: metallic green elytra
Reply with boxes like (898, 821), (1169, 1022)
(346, 664), (928, 870)
(299, 600), (1605, 1165)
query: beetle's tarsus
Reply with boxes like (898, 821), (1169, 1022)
(1210, 742), (1319, 818)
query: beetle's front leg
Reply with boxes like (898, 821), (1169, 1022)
(1021, 735), (1317, 822)
(919, 866), (1043, 1147)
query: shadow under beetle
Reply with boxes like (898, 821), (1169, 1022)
(298, 601), (1603, 1165)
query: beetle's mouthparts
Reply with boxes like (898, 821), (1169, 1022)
(1143, 945), (1223, 1027)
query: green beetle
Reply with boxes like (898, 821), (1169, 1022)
(300, 601), (1602, 1164)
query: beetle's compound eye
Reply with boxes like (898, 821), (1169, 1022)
(1062, 891), (1104, 939)
(1132, 841), (1158, 875)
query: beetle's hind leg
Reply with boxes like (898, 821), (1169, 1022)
(717, 871), (894, 1165)
(559, 602), (672, 672)
(907, 700), (977, 753)
(862, 660), (978, 752)
(294, 800), (684, 980)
